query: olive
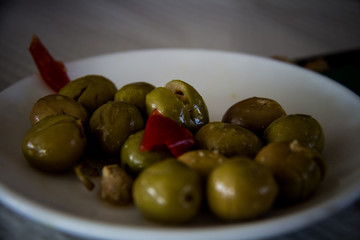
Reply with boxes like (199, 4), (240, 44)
(89, 101), (144, 156)
(222, 97), (286, 135)
(100, 164), (133, 205)
(177, 150), (228, 177)
(133, 158), (202, 224)
(29, 94), (89, 125)
(121, 130), (172, 175)
(59, 75), (117, 112)
(114, 82), (155, 116)
(22, 115), (87, 173)
(207, 157), (278, 221)
(254, 140), (326, 203)
(145, 79), (209, 132)
(195, 122), (263, 158)
(264, 114), (325, 152)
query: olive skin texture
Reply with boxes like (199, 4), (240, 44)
(59, 75), (117, 112)
(145, 80), (209, 132)
(255, 140), (326, 204)
(89, 101), (144, 156)
(195, 122), (263, 158)
(264, 114), (325, 152)
(222, 97), (286, 135)
(132, 158), (202, 224)
(207, 157), (278, 221)
(145, 86), (185, 122)
(22, 115), (87, 173)
(30, 94), (89, 125)
(114, 82), (155, 116)
(121, 130), (172, 175)
(177, 150), (228, 177)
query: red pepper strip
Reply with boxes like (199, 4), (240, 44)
(140, 109), (195, 157)
(29, 35), (70, 92)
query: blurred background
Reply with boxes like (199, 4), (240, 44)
(1, 0), (360, 239)
(1, 0), (359, 91)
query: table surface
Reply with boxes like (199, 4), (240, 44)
(1, 0), (360, 239)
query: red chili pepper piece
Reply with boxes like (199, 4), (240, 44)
(140, 109), (195, 157)
(29, 35), (70, 92)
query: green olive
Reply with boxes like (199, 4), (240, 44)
(255, 140), (326, 204)
(59, 75), (117, 112)
(121, 130), (172, 175)
(114, 82), (155, 115)
(145, 79), (209, 132)
(264, 114), (325, 152)
(177, 150), (228, 177)
(207, 157), (278, 221)
(222, 97), (286, 135)
(89, 101), (144, 156)
(133, 158), (202, 224)
(30, 94), (89, 125)
(195, 122), (263, 158)
(22, 115), (87, 173)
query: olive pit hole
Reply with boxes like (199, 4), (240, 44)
(184, 192), (194, 203)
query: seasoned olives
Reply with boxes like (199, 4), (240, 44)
(30, 94), (89, 125)
(22, 115), (87, 173)
(195, 122), (263, 158)
(133, 158), (202, 223)
(264, 114), (325, 152)
(255, 140), (326, 203)
(146, 80), (209, 132)
(114, 82), (155, 115)
(89, 101), (144, 156)
(121, 130), (172, 175)
(222, 97), (286, 134)
(207, 157), (278, 221)
(59, 75), (117, 112)
(22, 68), (328, 226)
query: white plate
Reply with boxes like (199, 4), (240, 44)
(1, 49), (360, 240)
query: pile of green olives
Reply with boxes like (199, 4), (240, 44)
(22, 75), (326, 224)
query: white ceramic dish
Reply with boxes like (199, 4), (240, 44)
(1, 49), (360, 240)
